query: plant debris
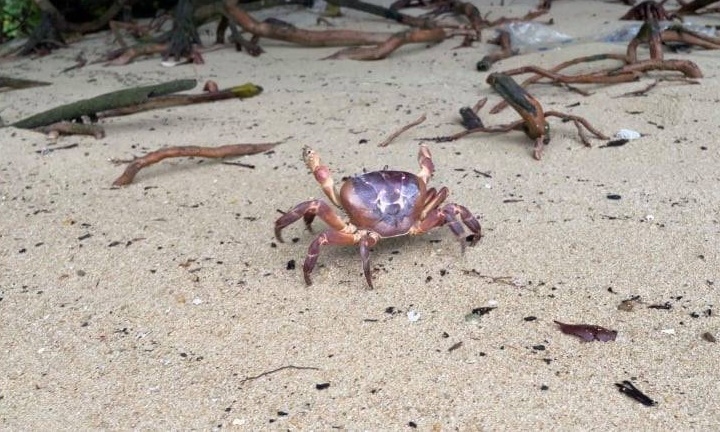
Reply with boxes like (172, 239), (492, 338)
(554, 321), (617, 342)
(615, 380), (657, 406)
(702, 332), (717, 342)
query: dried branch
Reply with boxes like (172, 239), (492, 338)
(224, 0), (394, 47)
(12, 79), (197, 129)
(98, 82), (263, 118)
(378, 113), (426, 147)
(239, 365), (320, 384)
(0, 76), (51, 92)
(112, 142), (280, 186)
(324, 27), (451, 60)
(476, 29), (514, 71)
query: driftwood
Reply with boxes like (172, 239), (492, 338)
(223, 0), (398, 47)
(112, 142), (280, 186)
(9, 79), (263, 138)
(0, 76), (52, 92)
(11, 79), (197, 129)
(223, 0), (487, 59)
(98, 83), (263, 118)
(325, 0), (438, 29)
(324, 27), (454, 60)
(377, 113), (426, 147)
(476, 29), (513, 71)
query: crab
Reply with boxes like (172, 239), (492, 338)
(274, 144), (482, 288)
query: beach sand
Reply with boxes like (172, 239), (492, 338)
(1, 0), (719, 429)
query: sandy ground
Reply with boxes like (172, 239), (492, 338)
(2, 0), (720, 429)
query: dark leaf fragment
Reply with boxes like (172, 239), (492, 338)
(459, 107), (483, 130)
(554, 320), (617, 342)
(471, 307), (496, 316)
(601, 139), (628, 148)
(615, 380), (657, 406)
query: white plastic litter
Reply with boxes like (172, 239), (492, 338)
(501, 22), (573, 50)
(407, 310), (420, 322)
(615, 129), (641, 140)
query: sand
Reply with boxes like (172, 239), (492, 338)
(1, 0), (719, 429)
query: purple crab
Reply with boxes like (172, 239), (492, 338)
(275, 144), (482, 288)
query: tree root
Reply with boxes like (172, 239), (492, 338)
(112, 142), (280, 186)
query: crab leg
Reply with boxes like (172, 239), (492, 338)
(359, 233), (379, 289)
(275, 199), (348, 243)
(441, 203), (482, 251)
(303, 146), (342, 207)
(416, 144), (435, 184)
(410, 203), (482, 252)
(303, 229), (361, 286)
(419, 186), (448, 219)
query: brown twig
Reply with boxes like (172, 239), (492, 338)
(476, 29), (514, 71)
(323, 28), (454, 60)
(620, 0), (675, 20)
(0, 76), (52, 92)
(377, 113), (427, 147)
(224, 0), (395, 47)
(675, 0), (720, 14)
(106, 43), (167, 65)
(615, 77), (699, 97)
(112, 142), (280, 186)
(60, 51), (87, 73)
(223, 0), (473, 60)
(239, 365), (320, 384)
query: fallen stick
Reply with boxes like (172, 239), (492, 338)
(476, 29), (513, 71)
(377, 113), (426, 147)
(105, 43), (168, 66)
(324, 27), (453, 60)
(11, 79), (197, 129)
(325, 0), (437, 29)
(224, 0), (395, 47)
(239, 365), (320, 384)
(0, 76), (52, 92)
(112, 142), (280, 186)
(98, 82), (263, 118)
